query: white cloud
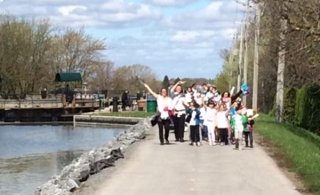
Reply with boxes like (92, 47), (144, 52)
(57, 5), (87, 16)
(0, 0), (162, 28)
(0, 0), (243, 78)
(149, 0), (195, 7)
(170, 30), (216, 43)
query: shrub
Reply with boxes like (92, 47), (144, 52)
(294, 84), (320, 135)
(283, 88), (297, 123)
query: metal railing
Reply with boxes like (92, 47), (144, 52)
(0, 93), (100, 109)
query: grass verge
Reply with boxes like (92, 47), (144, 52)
(91, 111), (155, 118)
(256, 114), (320, 195)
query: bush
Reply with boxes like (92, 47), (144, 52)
(269, 88), (296, 120)
(294, 84), (320, 134)
(282, 88), (296, 123)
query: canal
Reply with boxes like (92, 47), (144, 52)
(0, 125), (127, 195)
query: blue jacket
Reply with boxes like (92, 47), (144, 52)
(186, 108), (201, 125)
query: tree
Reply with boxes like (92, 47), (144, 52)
(110, 64), (157, 94)
(51, 27), (106, 81)
(0, 15), (108, 94)
(174, 77), (180, 84)
(162, 75), (169, 89)
(213, 73), (229, 92)
(276, 1), (288, 123)
(89, 61), (114, 92)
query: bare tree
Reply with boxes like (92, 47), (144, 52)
(89, 61), (115, 92)
(51, 27), (106, 81)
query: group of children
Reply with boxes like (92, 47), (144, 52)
(183, 83), (257, 150)
(145, 81), (258, 150)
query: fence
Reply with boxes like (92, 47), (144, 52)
(0, 93), (100, 109)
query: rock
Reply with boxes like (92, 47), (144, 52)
(35, 117), (151, 195)
(69, 163), (90, 181)
(60, 164), (75, 180)
(78, 170), (90, 182)
(110, 148), (124, 160)
(65, 178), (80, 192)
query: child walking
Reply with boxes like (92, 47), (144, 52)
(187, 100), (201, 146)
(231, 107), (247, 150)
(216, 104), (229, 146)
(203, 99), (218, 145)
(244, 109), (255, 148)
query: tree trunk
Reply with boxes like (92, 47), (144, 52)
(276, 4), (288, 123)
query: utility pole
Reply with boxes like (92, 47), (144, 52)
(242, 0), (250, 106)
(235, 0), (250, 93)
(237, 20), (244, 92)
(252, 0), (261, 112)
(228, 34), (235, 91)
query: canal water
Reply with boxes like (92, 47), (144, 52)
(0, 125), (127, 195)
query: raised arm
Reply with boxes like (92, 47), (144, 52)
(170, 80), (184, 93)
(143, 83), (159, 99)
(202, 97), (207, 109)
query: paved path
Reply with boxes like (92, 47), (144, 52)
(88, 128), (301, 195)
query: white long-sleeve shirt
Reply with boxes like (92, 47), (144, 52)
(216, 111), (229, 128)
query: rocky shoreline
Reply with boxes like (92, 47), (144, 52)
(34, 118), (151, 195)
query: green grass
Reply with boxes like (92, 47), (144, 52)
(256, 114), (320, 194)
(90, 111), (156, 118)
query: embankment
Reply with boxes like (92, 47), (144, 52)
(255, 115), (320, 195)
(34, 117), (151, 195)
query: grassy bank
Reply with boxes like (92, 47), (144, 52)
(90, 111), (155, 118)
(256, 115), (320, 194)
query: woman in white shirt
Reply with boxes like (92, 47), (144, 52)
(170, 81), (188, 142)
(144, 83), (172, 145)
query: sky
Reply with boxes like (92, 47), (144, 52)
(0, 0), (246, 79)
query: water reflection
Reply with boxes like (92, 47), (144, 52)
(0, 125), (126, 195)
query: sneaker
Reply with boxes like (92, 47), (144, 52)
(220, 143), (224, 146)
(209, 143), (212, 146)
(189, 142), (195, 146)
(196, 142), (201, 147)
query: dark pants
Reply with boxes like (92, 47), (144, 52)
(218, 128), (228, 144)
(230, 130), (235, 143)
(158, 119), (170, 143)
(173, 114), (186, 141)
(244, 131), (253, 146)
(121, 101), (126, 110)
(190, 125), (200, 142)
(215, 127), (219, 142)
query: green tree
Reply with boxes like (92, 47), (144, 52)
(162, 75), (169, 89)
(174, 77), (180, 84)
